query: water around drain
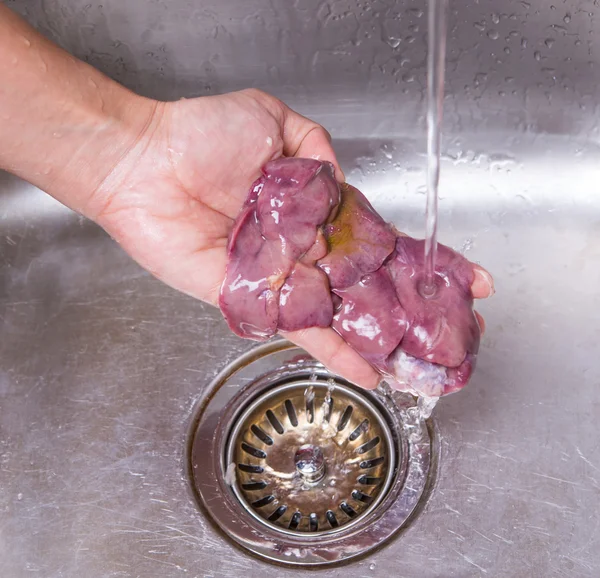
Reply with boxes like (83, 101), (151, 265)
(188, 340), (437, 566)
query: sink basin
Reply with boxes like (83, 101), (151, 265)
(2, 0), (600, 576)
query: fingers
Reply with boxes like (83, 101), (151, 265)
(471, 266), (491, 337)
(474, 310), (486, 335)
(281, 106), (345, 182)
(471, 265), (495, 299)
(282, 326), (380, 390)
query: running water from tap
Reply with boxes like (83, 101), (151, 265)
(421, 0), (449, 298)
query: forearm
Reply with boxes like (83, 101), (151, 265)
(0, 4), (158, 217)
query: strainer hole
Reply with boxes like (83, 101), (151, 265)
(339, 501), (357, 518)
(241, 481), (268, 491)
(309, 513), (318, 532)
(305, 386), (315, 424)
(252, 495), (275, 508)
(237, 463), (264, 474)
(251, 424), (274, 446)
(241, 442), (266, 459)
(288, 511), (301, 530)
(322, 397), (333, 423)
(268, 505), (287, 522)
(265, 410), (284, 435)
(348, 419), (370, 442)
(359, 456), (385, 469)
(351, 490), (373, 504)
(357, 475), (382, 486)
(337, 405), (354, 431)
(326, 510), (339, 528)
(357, 436), (381, 454)
(284, 399), (298, 427)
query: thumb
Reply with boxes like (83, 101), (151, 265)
(280, 105), (345, 183)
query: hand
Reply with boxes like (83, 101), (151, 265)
(0, 4), (492, 389)
(85, 89), (493, 389)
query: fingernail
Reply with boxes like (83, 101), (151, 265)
(474, 267), (495, 297)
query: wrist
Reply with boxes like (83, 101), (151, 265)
(0, 4), (163, 218)
(43, 85), (163, 220)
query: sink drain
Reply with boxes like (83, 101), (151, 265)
(228, 380), (394, 535)
(188, 340), (435, 566)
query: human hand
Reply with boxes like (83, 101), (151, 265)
(0, 1), (492, 392)
(84, 88), (493, 389)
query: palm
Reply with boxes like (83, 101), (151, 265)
(96, 90), (288, 303)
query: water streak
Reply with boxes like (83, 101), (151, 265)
(423, 0), (449, 296)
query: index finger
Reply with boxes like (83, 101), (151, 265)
(281, 326), (380, 390)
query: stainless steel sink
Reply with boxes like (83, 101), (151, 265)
(2, 0), (600, 576)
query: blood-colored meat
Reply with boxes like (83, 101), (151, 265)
(220, 158), (482, 396)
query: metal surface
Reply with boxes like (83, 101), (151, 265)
(294, 444), (326, 484)
(227, 380), (395, 534)
(189, 341), (432, 565)
(2, 0), (600, 576)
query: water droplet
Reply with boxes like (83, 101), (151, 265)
(491, 13), (500, 24)
(534, 51), (542, 61)
(386, 36), (401, 48)
(266, 136), (273, 147)
(504, 46), (511, 54)
(402, 72), (415, 82)
(487, 29), (499, 40)
(521, 38), (528, 49)
(380, 145), (394, 160)
(507, 262), (527, 276)
(545, 38), (555, 49)
(509, 30), (520, 38)
(461, 238), (474, 253)
(474, 72), (488, 86)
(564, 13), (571, 24)
(52, 132), (63, 139)
(21, 36), (31, 47)
(369, 563), (376, 571)
(17, 493), (23, 501)
(474, 21), (486, 32)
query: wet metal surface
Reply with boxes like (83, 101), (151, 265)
(227, 380), (395, 534)
(2, 0), (600, 576)
(188, 342), (429, 565)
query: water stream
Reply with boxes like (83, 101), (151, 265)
(422, 0), (449, 297)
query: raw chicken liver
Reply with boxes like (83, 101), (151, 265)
(220, 158), (481, 397)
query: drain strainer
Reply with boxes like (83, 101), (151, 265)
(188, 340), (435, 566)
(228, 381), (394, 534)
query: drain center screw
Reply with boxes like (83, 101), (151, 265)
(294, 444), (326, 483)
